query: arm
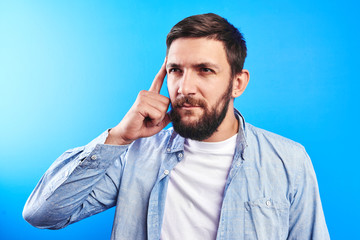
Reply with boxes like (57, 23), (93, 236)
(287, 149), (330, 239)
(23, 60), (171, 229)
(23, 131), (128, 229)
(105, 59), (170, 146)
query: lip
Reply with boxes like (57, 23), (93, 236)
(183, 103), (195, 107)
(179, 105), (201, 110)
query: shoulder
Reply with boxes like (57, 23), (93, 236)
(131, 127), (175, 149)
(147, 127), (174, 143)
(123, 128), (177, 168)
(243, 123), (310, 176)
(245, 123), (306, 154)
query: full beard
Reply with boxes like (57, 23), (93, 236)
(169, 81), (233, 141)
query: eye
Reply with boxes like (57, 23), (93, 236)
(168, 68), (181, 73)
(200, 68), (215, 73)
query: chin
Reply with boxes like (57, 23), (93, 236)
(179, 113), (202, 124)
(180, 107), (204, 117)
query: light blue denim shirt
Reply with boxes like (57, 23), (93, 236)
(23, 109), (329, 239)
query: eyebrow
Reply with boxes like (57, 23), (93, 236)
(166, 62), (220, 71)
(195, 62), (220, 71)
(166, 63), (181, 69)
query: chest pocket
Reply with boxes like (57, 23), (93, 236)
(244, 197), (289, 240)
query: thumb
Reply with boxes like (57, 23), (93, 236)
(154, 112), (171, 130)
(159, 113), (171, 129)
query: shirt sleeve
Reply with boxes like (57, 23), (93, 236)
(23, 130), (129, 229)
(287, 148), (330, 239)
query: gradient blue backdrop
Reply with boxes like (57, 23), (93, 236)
(1, 0), (359, 239)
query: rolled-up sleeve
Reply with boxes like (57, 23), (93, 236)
(23, 130), (129, 229)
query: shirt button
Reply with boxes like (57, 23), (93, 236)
(90, 155), (97, 160)
(164, 170), (169, 175)
(178, 153), (183, 158)
(166, 148), (171, 152)
(266, 200), (271, 206)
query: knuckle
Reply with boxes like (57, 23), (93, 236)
(162, 98), (170, 106)
(160, 102), (169, 110)
(153, 111), (162, 119)
(159, 95), (169, 101)
(139, 90), (148, 96)
(137, 90), (149, 101)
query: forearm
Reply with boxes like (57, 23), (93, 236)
(23, 131), (128, 229)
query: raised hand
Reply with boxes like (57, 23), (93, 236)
(105, 60), (171, 145)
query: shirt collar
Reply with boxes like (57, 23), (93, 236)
(165, 108), (248, 160)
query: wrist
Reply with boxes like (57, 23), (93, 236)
(105, 128), (133, 145)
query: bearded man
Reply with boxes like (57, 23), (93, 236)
(23, 13), (330, 240)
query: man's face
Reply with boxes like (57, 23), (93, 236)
(166, 37), (234, 141)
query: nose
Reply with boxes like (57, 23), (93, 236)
(178, 70), (196, 96)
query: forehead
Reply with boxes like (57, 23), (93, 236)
(167, 38), (229, 67)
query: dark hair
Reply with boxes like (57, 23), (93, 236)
(166, 13), (247, 77)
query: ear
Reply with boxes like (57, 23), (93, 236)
(231, 69), (250, 98)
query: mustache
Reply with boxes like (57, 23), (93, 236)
(172, 96), (206, 108)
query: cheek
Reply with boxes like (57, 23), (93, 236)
(167, 80), (178, 98)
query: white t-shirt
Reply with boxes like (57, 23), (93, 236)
(160, 134), (237, 240)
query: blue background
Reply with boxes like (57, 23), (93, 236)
(0, 0), (359, 239)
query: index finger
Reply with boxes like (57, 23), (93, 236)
(149, 59), (167, 93)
